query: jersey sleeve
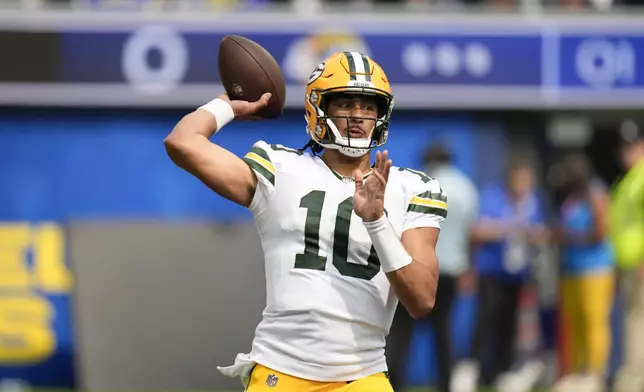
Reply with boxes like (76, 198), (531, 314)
(403, 175), (448, 231)
(242, 140), (276, 216)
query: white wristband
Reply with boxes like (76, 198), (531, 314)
(364, 215), (413, 273)
(198, 98), (235, 133)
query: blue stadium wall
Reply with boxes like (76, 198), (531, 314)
(0, 108), (506, 387)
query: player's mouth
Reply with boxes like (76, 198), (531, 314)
(348, 128), (365, 138)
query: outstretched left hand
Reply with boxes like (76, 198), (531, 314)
(353, 150), (392, 222)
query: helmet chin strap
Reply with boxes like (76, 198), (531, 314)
(319, 117), (373, 158)
(326, 144), (370, 158)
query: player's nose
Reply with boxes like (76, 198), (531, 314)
(350, 105), (366, 120)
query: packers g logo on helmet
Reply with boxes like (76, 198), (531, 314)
(308, 62), (326, 85)
(304, 52), (395, 158)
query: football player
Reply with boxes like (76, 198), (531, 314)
(164, 51), (447, 391)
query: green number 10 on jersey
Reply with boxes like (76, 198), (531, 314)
(294, 190), (383, 281)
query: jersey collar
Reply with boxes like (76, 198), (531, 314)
(317, 157), (374, 183)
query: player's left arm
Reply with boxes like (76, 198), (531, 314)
(392, 177), (445, 319)
(393, 226), (441, 319)
(353, 151), (444, 319)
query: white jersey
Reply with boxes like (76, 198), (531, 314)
(223, 140), (447, 383)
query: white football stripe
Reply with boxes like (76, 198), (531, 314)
(350, 52), (366, 82)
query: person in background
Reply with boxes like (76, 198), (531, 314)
(611, 119), (644, 392)
(452, 157), (547, 392)
(385, 143), (478, 392)
(552, 153), (614, 392)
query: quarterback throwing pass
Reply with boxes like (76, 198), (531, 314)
(164, 52), (448, 392)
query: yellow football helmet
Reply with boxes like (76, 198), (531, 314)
(304, 51), (394, 157)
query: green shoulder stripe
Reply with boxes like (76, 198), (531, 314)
(250, 146), (272, 162)
(407, 204), (448, 218)
(243, 157), (275, 186)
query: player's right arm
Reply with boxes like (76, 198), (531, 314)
(163, 93), (271, 208)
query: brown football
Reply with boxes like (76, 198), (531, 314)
(218, 35), (286, 119)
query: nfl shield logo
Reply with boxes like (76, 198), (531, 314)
(265, 374), (279, 387)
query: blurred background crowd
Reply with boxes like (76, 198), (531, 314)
(1, 1), (644, 392)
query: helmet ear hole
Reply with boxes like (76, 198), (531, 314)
(314, 124), (327, 141)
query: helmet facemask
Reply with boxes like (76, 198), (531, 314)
(306, 88), (394, 158)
